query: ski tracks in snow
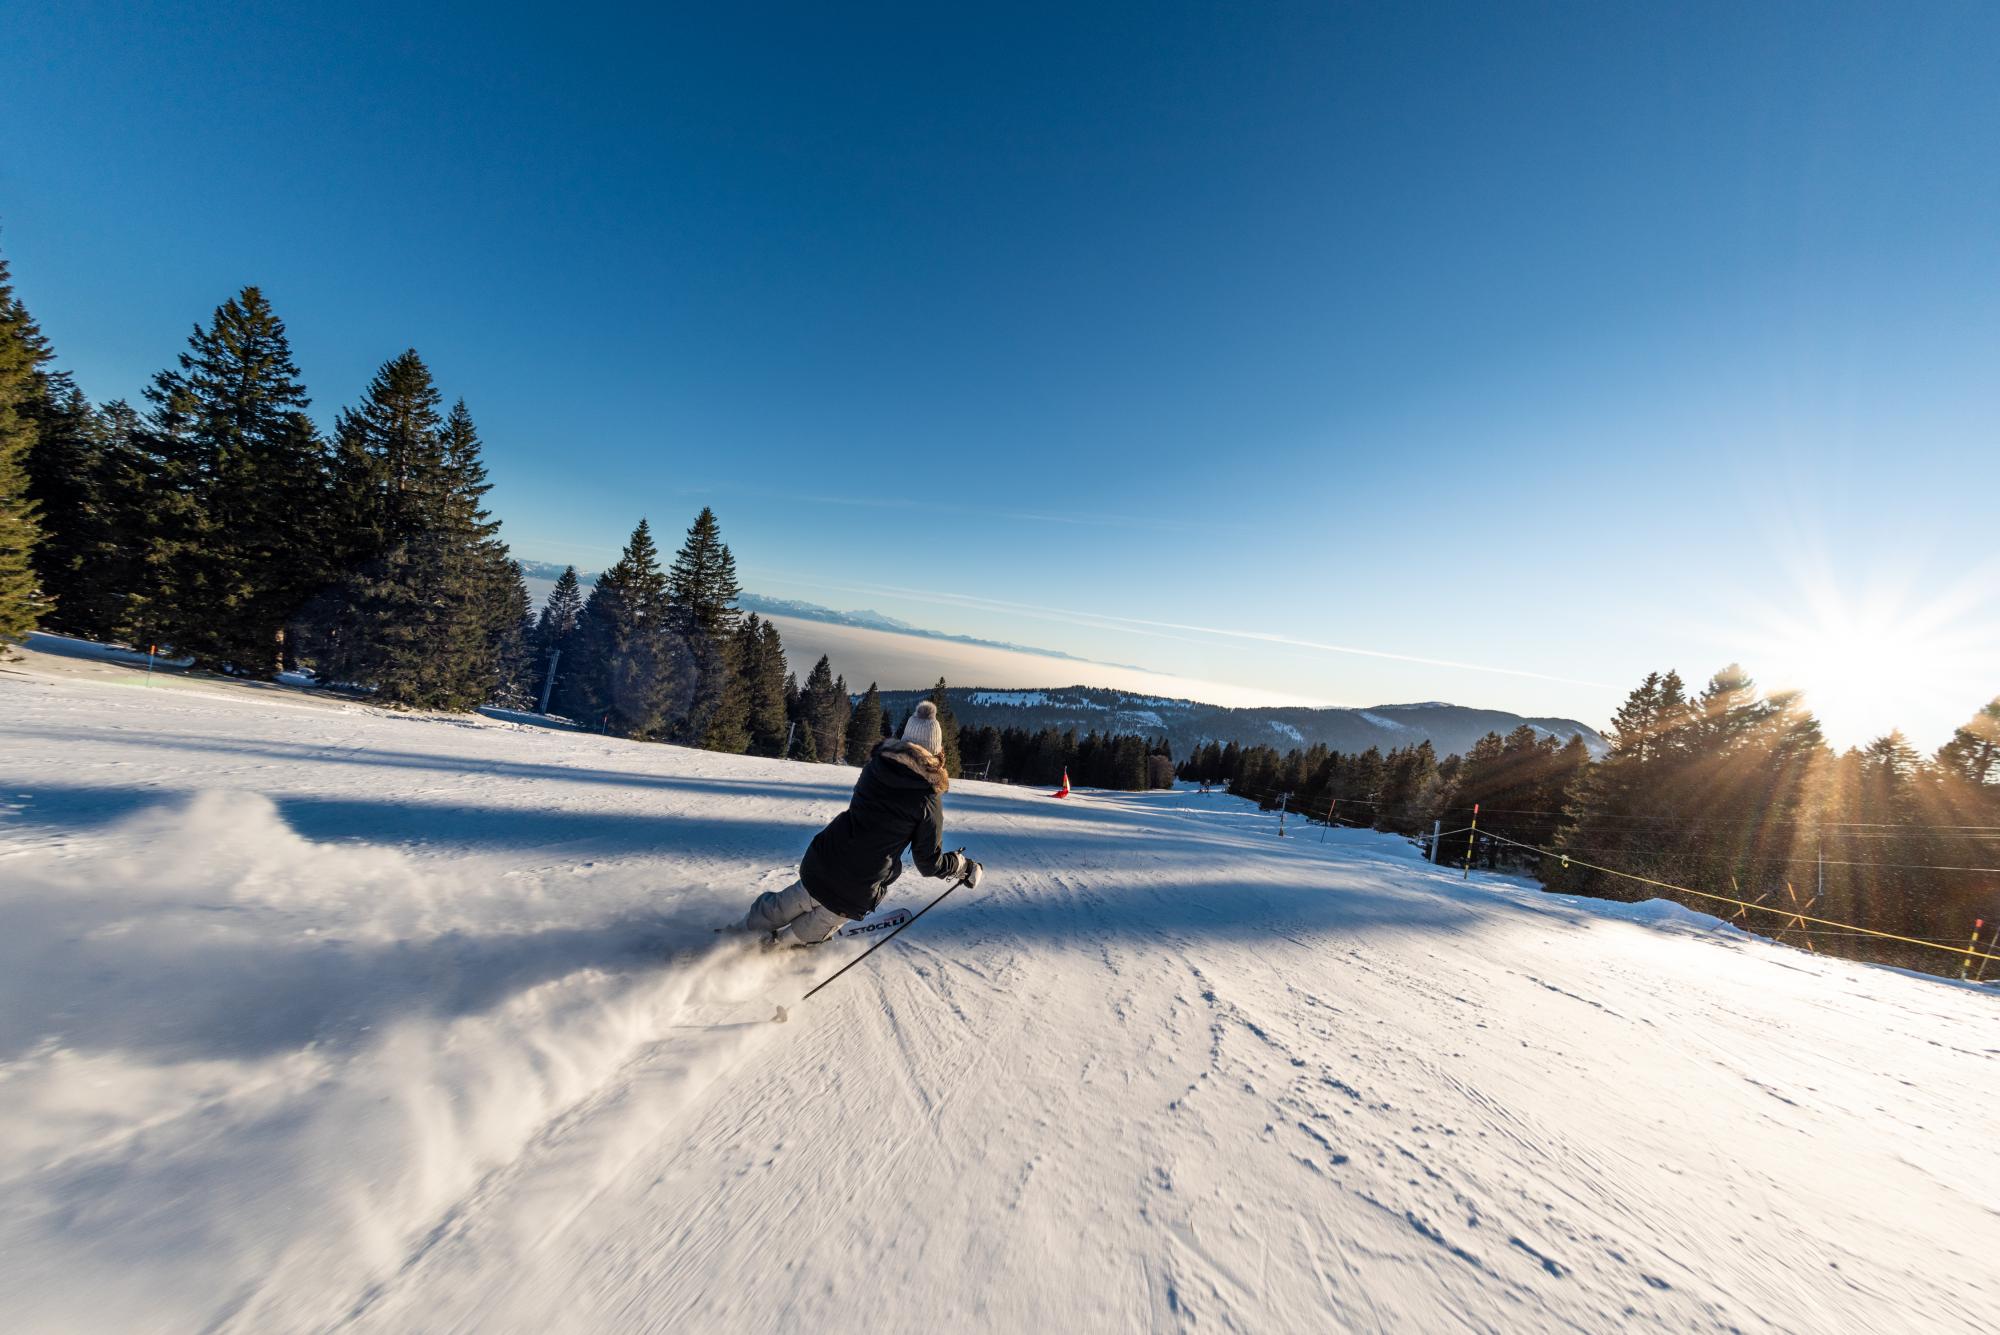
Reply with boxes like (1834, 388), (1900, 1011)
(4, 677), (1997, 1333)
(335, 940), (790, 1332)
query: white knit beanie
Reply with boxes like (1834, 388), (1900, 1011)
(902, 700), (945, 755)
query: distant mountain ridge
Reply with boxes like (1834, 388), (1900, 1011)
(873, 685), (1606, 762)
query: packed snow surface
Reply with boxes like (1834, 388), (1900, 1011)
(1, 660), (1996, 1333)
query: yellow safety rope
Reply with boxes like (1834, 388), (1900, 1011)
(1473, 829), (2000, 967)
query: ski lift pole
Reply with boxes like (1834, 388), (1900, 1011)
(777, 866), (979, 1022)
(1462, 803), (1479, 880)
(537, 647), (561, 713)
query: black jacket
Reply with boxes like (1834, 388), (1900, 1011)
(799, 739), (953, 919)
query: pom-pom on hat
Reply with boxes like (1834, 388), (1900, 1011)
(902, 700), (944, 755)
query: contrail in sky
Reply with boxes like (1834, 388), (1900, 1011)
(758, 574), (1615, 689)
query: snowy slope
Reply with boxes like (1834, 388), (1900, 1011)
(1, 661), (1996, 1334)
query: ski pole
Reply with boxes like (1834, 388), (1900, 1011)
(776, 867), (978, 1022)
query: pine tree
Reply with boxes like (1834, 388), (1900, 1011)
(1345, 745), (1386, 810)
(55, 400), (154, 640)
(1860, 731), (1921, 786)
(927, 677), (962, 776)
(1936, 698), (2000, 785)
(667, 506), (741, 636)
(1114, 734), (1149, 790)
(445, 401), (531, 701)
(799, 655), (846, 763)
(847, 683), (884, 764)
(312, 356), (446, 691)
(1604, 671), (1664, 763)
(664, 507), (743, 745)
(789, 679), (819, 762)
(1541, 734), (1592, 814)
(532, 565), (586, 711)
(834, 674), (854, 759)
(485, 562), (536, 709)
(700, 624), (753, 753)
(22, 378), (102, 635)
(565, 519), (690, 736)
(1374, 740), (1441, 833)
(313, 360), (518, 708)
(0, 248), (48, 647)
(132, 287), (329, 671)
(1694, 663), (1768, 756)
(739, 614), (792, 756)
(1651, 670), (1697, 766)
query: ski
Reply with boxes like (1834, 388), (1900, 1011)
(839, 907), (913, 938)
(775, 863), (984, 1021)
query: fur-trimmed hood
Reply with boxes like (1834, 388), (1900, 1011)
(872, 738), (949, 793)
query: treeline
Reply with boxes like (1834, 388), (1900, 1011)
(1182, 665), (2000, 978)
(958, 725), (1175, 791)
(0, 256), (785, 757)
(1547, 667), (1999, 977)
(836, 683), (1176, 787)
(1179, 726), (1592, 839)
(0, 261), (531, 708)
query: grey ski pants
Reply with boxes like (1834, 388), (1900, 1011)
(744, 881), (844, 945)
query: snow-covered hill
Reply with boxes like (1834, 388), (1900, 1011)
(0, 662), (1993, 1333)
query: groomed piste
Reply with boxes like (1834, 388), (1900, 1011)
(1, 654), (1995, 1333)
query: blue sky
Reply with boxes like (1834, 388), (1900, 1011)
(4, 2), (1997, 746)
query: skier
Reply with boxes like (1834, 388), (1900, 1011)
(743, 700), (982, 947)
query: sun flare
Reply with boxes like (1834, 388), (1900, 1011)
(1773, 616), (1931, 744)
(1730, 567), (1999, 751)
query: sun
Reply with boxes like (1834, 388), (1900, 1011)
(1769, 610), (1926, 747)
(1733, 568), (1998, 751)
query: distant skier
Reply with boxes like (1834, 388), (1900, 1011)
(743, 701), (982, 947)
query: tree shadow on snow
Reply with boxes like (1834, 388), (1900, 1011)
(1, 779), (1508, 1068)
(0, 724), (862, 806)
(0, 904), (716, 1066)
(914, 867), (1481, 952)
(2, 780), (819, 856)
